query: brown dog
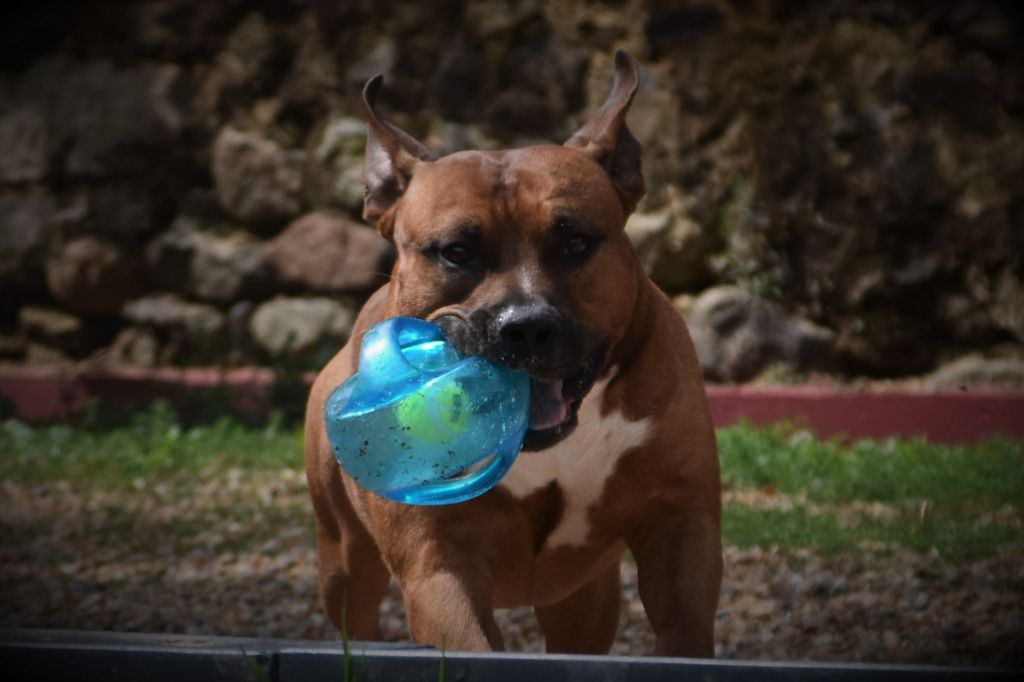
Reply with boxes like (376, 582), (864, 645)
(304, 50), (722, 657)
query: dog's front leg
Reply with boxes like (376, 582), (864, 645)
(398, 559), (504, 652)
(628, 509), (722, 657)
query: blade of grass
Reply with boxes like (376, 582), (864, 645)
(341, 594), (354, 682)
(438, 635), (446, 682)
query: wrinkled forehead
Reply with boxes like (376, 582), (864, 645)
(400, 146), (623, 231)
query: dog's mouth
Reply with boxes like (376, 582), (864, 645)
(528, 378), (570, 431)
(521, 351), (605, 452)
(429, 308), (606, 451)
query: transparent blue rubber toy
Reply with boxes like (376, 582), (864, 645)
(324, 317), (530, 505)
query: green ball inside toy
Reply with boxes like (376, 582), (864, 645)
(395, 382), (470, 444)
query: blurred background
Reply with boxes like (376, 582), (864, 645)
(2, 0), (1022, 385)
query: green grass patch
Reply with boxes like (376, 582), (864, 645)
(3, 407), (1022, 560)
(723, 504), (1023, 561)
(718, 422), (1024, 560)
(0, 401), (302, 485)
(718, 422), (1024, 507)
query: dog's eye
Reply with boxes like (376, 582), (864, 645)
(564, 234), (594, 260)
(440, 243), (473, 267)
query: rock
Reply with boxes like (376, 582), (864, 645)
(463, 0), (542, 39)
(123, 294), (226, 360)
(898, 52), (1000, 134)
(45, 238), (145, 316)
(304, 117), (367, 214)
(263, 212), (391, 294)
(626, 204), (714, 291)
(189, 231), (270, 304)
(196, 12), (293, 116)
(672, 294), (695, 319)
(990, 269), (1024, 343)
(212, 127), (306, 227)
(123, 294), (224, 332)
(483, 34), (586, 138)
(0, 333), (26, 360)
(346, 40), (397, 88)
(63, 61), (187, 177)
(625, 211), (672, 265)
(427, 121), (499, 157)
(10, 56), (188, 178)
(645, 2), (726, 55)
(18, 306), (96, 357)
(130, 2), (251, 61)
(145, 218), (199, 291)
(276, 14), (341, 114)
(687, 286), (835, 382)
(0, 191), (55, 296)
(35, 184), (164, 243)
(25, 342), (70, 365)
(249, 297), (356, 360)
(431, 40), (484, 120)
(0, 105), (49, 183)
(226, 300), (256, 362)
(105, 327), (161, 367)
(147, 220), (271, 303)
(85, 185), (163, 238)
(922, 356), (1024, 390)
(940, 293), (995, 343)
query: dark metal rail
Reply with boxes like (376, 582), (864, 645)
(1, 629), (1017, 681)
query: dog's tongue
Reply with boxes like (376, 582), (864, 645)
(529, 378), (568, 431)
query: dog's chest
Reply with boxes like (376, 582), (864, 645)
(499, 378), (651, 550)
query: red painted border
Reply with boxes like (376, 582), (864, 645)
(706, 385), (1024, 444)
(0, 367), (1021, 444)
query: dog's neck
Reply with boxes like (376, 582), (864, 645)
(604, 260), (658, 379)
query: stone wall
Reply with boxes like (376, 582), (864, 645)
(2, 0), (1022, 379)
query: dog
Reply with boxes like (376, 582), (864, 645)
(304, 50), (722, 657)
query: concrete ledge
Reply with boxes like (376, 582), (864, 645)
(1, 629), (1016, 682)
(1, 366), (1022, 444)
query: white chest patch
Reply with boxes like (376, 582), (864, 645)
(499, 377), (651, 549)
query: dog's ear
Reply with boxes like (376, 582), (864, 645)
(361, 76), (434, 236)
(565, 50), (645, 216)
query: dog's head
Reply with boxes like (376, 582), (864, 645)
(360, 51), (645, 450)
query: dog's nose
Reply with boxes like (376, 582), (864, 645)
(501, 313), (556, 347)
(494, 305), (565, 367)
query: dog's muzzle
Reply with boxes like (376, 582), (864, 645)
(432, 303), (607, 450)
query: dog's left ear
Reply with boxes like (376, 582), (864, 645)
(565, 50), (646, 216)
(361, 75), (435, 236)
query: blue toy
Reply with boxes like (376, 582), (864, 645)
(324, 316), (530, 505)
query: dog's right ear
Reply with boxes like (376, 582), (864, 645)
(564, 50), (645, 217)
(361, 76), (434, 237)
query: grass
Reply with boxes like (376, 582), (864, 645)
(0, 401), (302, 484)
(1, 405), (1021, 561)
(719, 422), (1024, 560)
(722, 504), (1022, 561)
(718, 423), (1024, 506)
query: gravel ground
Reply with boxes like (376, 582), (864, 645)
(1, 472), (1022, 666)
